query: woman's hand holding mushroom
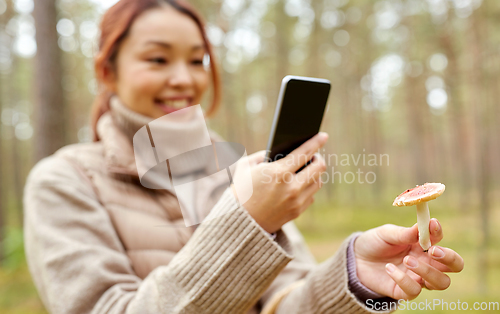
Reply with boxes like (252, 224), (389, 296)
(353, 219), (464, 300)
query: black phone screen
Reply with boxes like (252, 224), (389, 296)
(266, 77), (331, 162)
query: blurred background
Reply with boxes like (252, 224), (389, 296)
(0, 0), (499, 313)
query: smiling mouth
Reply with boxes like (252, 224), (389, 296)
(155, 98), (192, 113)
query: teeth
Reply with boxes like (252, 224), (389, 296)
(164, 99), (188, 109)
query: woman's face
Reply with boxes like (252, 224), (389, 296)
(106, 6), (209, 118)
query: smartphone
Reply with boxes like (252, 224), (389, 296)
(265, 75), (331, 168)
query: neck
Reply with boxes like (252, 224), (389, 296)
(109, 96), (154, 141)
(109, 96), (154, 142)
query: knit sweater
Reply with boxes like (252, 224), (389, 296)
(23, 100), (395, 313)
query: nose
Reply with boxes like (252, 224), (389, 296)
(168, 61), (194, 89)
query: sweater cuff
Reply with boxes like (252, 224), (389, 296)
(156, 187), (293, 313)
(347, 232), (399, 312)
(277, 233), (397, 313)
(347, 232), (385, 300)
(314, 234), (392, 313)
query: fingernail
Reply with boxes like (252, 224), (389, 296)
(405, 256), (418, 268)
(318, 132), (328, 141)
(434, 219), (441, 233)
(386, 263), (396, 273)
(431, 246), (445, 259)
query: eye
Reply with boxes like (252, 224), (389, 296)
(192, 59), (204, 66)
(148, 57), (167, 64)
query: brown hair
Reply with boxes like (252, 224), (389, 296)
(91, 0), (221, 141)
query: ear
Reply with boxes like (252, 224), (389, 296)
(100, 62), (118, 93)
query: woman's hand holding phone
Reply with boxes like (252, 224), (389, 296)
(234, 132), (328, 233)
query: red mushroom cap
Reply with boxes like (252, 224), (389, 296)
(393, 183), (445, 207)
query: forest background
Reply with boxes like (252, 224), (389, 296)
(0, 0), (498, 313)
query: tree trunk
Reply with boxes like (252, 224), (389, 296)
(468, 6), (490, 294)
(33, 0), (66, 162)
(0, 0), (12, 262)
(439, 22), (470, 211)
(0, 59), (4, 263)
(405, 69), (427, 185)
(275, 0), (289, 83)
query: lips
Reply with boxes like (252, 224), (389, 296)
(155, 97), (193, 114)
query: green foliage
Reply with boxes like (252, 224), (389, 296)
(0, 227), (47, 313)
(1, 227), (25, 271)
(0, 263), (47, 314)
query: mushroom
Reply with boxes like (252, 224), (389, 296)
(393, 183), (446, 252)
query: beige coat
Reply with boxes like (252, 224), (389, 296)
(23, 111), (384, 313)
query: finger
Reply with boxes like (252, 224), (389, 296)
(407, 269), (423, 284)
(422, 280), (439, 290)
(403, 255), (451, 290)
(278, 132), (328, 173)
(300, 176), (323, 203)
(428, 246), (464, 273)
(296, 153), (326, 185)
(247, 150), (267, 165)
(385, 263), (422, 300)
(298, 196), (315, 215)
(376, 223), (419, 246)
(429, 218), (443, 246)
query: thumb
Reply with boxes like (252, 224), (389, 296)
(378, 223), (419, 245)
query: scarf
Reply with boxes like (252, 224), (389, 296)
(108, 96), (231, 226)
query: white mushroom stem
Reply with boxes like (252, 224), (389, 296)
(416, 202), (431, 252)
